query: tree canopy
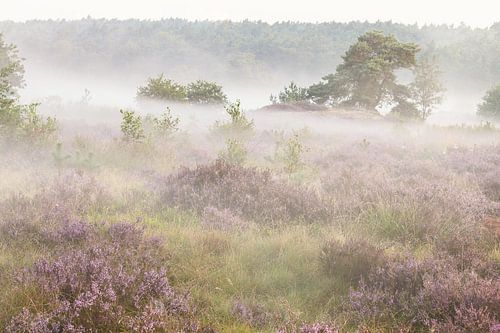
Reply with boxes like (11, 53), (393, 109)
(478, 85), (500, 119)
(308, 31), (419, 110)
(0, 19), (498, 85)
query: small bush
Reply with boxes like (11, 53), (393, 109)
(187, 80), (227, 105)
(218, 138), (247, 165)
(159, 159), (331, 225)
(477, 85), (500, 119)
(137, 74), (187, 102)
(270, 81), (309, 104)
(120, 109), (145, 142)
(274, 133), (306, 173)
(211, 100), (254, 139)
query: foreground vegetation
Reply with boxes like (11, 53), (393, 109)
(1, 99), (499, 331)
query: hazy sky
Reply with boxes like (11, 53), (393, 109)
(2, 0), (499, 27)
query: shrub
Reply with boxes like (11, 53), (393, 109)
(218, 138), (247, 165)
(137, 74), (187, 102)
(18, 103), (57, 143)
(478, 85), (500, 119)
(159, 159), (331, 225)
(320, 238), (385, 285)
(120, 109), (145, 142)
(270, 82), (309, 104)
(152, 107), (180, 137)
(187, 80), (227, 104)
(1, 45), (57, 144)
(137, 75), (227, 105)
(211, 100), (254, 139)
(274, 133), (306, 173)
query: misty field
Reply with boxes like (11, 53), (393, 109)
(1, 21), (500, 332)
(0, 101), (499, 332)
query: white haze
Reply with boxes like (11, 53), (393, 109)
(2, 0), (500, 28)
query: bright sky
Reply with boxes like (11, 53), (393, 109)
(1, 0), (499, 28)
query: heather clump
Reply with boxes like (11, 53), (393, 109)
(5, 222), (205, 333)
(160, 159), (331, 225)
(346, 254), (500, 332)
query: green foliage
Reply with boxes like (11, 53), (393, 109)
(19, 104), (57, 142)
(389, 85), (421, 120)
(219, 138), (247, 165)
(408, 57), (445, 120)
(151, 107), (180, 138)
(309, 31), (419, 110)
(187, 80), (227, 104)
(2, 20), (500, 87)
(212, 100), (254, 138)
(477, 85), (500, 119)
(270, 82), (308, 104)
(0, 33), (24, 90)
(274, 133), (306, 173)
(0, 44), (57, 143)
(137, 74), (187, 102)
(138, 75), (227, 105)
(120, 109), (144, 142)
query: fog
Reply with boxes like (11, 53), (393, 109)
(21, 61), (496, 133)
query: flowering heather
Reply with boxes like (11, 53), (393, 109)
(318, 144), (495, 249)
(0, 172), (109, 243)
(5, 222), (204, 333)
(346, 254), (500, 332)
(441, 146), (500, 202)
(201, 206), (248, 231)
(231, 299), (270, 328)
(160, 159), (331, 224)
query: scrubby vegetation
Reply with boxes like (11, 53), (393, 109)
(270, 31), (445, 120)
(0, 27), (499, 333)
(138, 74), (227, 105)
(478, 85), (500, 119)
(0, 34), (57, 143)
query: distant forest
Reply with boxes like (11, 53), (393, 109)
(0, 19), (499, 86)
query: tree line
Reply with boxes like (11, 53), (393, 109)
(0, 19), (499, 85)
